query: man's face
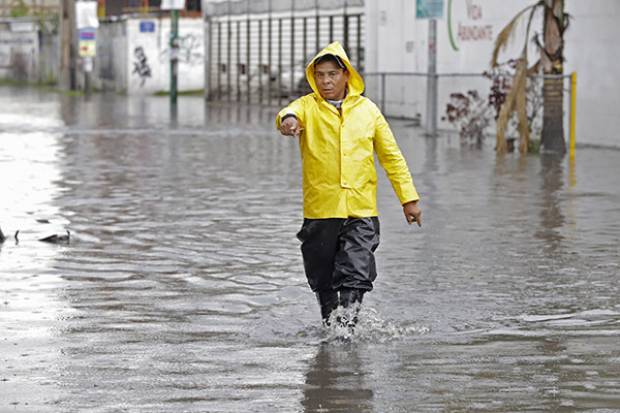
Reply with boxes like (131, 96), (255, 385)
(313, 60), (349, 101)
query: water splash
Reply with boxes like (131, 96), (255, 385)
(320, 306), (430, 344)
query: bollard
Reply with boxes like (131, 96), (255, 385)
(426, 19), (438, 136)
(569, 71), (577, 160)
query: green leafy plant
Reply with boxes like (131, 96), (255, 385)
(9, 0), (30, 17)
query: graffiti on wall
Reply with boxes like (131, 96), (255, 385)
(448, 0), (494, 51)
(159, 33), (203, 66)
(132, 46), (152, 86)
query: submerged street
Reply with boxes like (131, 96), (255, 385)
(1, 87), (619, 412)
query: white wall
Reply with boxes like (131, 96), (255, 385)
(365, 1), (534, 74)
(365, 0), (619, 148)
(0, 20), (39, 81)
(365, 0), (535, 120)
(126, 17), (205, 94)
(564, 0), (620, 148)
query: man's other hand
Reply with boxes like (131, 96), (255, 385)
(280, 116), (302, 137)
(403, 201), (422, 227)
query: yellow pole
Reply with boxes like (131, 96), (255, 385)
(569, 71), (577, 159)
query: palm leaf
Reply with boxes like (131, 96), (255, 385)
(515, 62), (530, 153)
(496, 58), (528, 153)
(493, 1), (547, 153)
(491, 1), (544, 67)
(552, 0), (564, 19)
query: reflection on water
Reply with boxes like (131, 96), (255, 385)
(302, 344), (373, 413)
(1, 87), (619, 412)
(537, 155), (565, 255)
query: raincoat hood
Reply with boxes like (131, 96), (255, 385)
(306, 41), (365, 99)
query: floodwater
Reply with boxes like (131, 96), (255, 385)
(1, 87), (619, 412)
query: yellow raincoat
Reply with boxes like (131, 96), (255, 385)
(276, 42), (419, 219)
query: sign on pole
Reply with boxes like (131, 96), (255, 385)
(416, 0), (444, 19)
(76, 1), (99, 28)
(75, 1), (98, 67)
(161, 0), (185, 10)
(78, 28), (96, 58)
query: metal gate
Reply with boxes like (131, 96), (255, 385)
(205, 5), (364, 105)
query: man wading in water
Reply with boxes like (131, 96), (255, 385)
(276, 42), (422, 326)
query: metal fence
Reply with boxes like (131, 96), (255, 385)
(364, 72), (575, 143)
(205, 0), (365, 16)
(205, 8), (364, 105)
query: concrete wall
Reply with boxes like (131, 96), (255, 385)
(564, 0), (620, 148)
(365, 0), (620, 148)
(38, 29), (59, 84)
(0, 19), (39, 81)
(0, 18), (58, 84)
(96, 20), (128, 93)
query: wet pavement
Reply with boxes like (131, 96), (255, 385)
(1, 86), (619, 412)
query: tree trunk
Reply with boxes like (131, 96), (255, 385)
(540, 0), (566, 155)
(59, 0), (76, 90)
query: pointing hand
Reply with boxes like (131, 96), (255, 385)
(280, 116), (302, 137)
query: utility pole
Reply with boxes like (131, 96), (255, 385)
(60, 0), (76, 90)
(416, 0), (443, 136)
(170, 9), (179, 107)
(426, 18), (438, 136)
(162, 0), (183, 109)
(204, 0), (211, 101)
(84, 57), (92, 94)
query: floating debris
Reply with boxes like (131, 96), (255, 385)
(39, 230), (70, 244)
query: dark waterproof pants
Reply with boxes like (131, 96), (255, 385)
(296, 217), (381, 293)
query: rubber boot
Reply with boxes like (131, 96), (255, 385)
(337, 287), (365, 327)
(315, 290), (339, 325)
